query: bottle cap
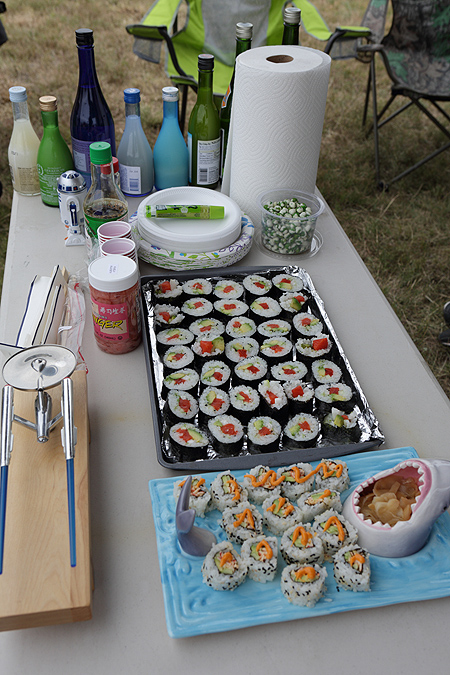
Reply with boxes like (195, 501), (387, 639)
(39, 95), (57, 112)
(9, 86), (27, 102)
(123, 87), (140, 104)
(236, 22), (253, 39)
(198, 53), (214, 71)
(283, 7), (301, 24)
(75, 28), (94, 46)
(88, 255), (139, 293)
(162, 86), (179, 102)
(112, 157), (119, 174)
(90, 141), (112, 165)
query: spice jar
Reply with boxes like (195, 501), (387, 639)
(88, 254), (141, 354)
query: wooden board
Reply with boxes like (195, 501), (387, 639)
(0, 369), (92, 631)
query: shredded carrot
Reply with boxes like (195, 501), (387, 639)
(294, 566), (317, 581)
(233, 508), (255, 529)
(322, 515), (346, 541)
(292, 526), (313, 547)
(256, 540), (273, 560)
(349, 552), (365, 567)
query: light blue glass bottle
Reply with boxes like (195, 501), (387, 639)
(153, 87), (189, 190)
(117, 88), (154, 197)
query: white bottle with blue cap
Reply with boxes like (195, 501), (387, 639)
(117, 88), (154, 197)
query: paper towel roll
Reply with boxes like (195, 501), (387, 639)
(222, 46), (331, 228)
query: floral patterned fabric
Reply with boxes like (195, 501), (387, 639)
(381, 0), (450, 96)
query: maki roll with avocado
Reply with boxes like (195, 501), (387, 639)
(201, 541), (247, 591)
(207, 414), (244, 455)
(272, 273), (304, 296)
(249, 297), (282, 322)
(210, 470), (248, 511)
(162, 345), (194, 372)
(233, 356), (268, 385)
(297, 489), (343, 522)
(225, 337), (259, 364)
(229, 385), (260, 423)
(154, 304), (184, 327)
(198, 386), (230, 421)
(311, 359), (342, 385)
(315, 382), (354, 414)
(259, 336), (293, 364)
(333, 544), (371, 592)
(189, 317), (225, 338)
(213, 279), (244, 300)
(181, 297), (214, 320)
(279, 291), (309, 317)
(200, 360), (231, 389)
(247, 416), (282, 454)
(295, 333), (333, 362)
(162, 368), (199, 396)
(271, 360), (308, 382)
(214, 298), (249, 319)
(258, 379), (289, 422)
(182, 278), (212, 297)
(280, 524), (324, 565)
(169, 422), (208, 460)
(322, 407), (361, 443)
(165, 389), (199, 422)
(257, 319), (291, 342)
(283, 413), (321, 449)
(225, 316), (257, 340)
(153, 278), (183, 303)
(243, 465), (284, 504)
(283, 380), (315, 413)
(241, 535), (278, 583)
(262, 494), (302, 535)
(221, 501), (264, 544)
(192, 334), (225, 364)
(173, 476), (212, 517)
(243, 274), (272, 297)
(281, 562), (327, 607)
(156, 327), (194, 352)
(292, 312), (323, 338)
(277, 462), (315, 500)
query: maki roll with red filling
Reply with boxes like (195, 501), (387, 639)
(283, 380), (315, 413)
(182, 278), (212, 298)
(315, 382), (354, 414)
(162, 345), (194, 373)
(225, 316), (257, 339)
(154, 304), (184, 327)
(162, 368), (199, 396)
(243, 274), (272, 298)
(225, 337), (259, 364)
(153, 278), (183, 303)
(247, 416), (282, 454)
(259, 336), (293, 364)
(182, 297), (214, 320)
(234, 356), (268, 386)
(271, 360), (308, 382)
(293, 312), (323, 339)
(200, 360), (231, 388)
(156, 327), (194, 353)
(279, 291), (309, 317)
(192, 334), (225, 365)
(257, 319), (291, 342)
(283, 413), (321, 449)
(258, 379), (289, 422)
(213, 279), (244, 300)
(165, 389), (199, 422)
(198, 386), (230, 421)
(214, 298), (249, 319)
(229, 385), (260, 423)
(322, 407), (361, 443)
(249, 297), (282, 322)
(169, 422), (209, 460)
(295, 333), (333, 363)
(208, 414), (244, 455)
(311, 359), (342, 385)
(189, 317), (225, 338)
(272, 273), (304, 296)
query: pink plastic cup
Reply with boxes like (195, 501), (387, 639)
(100, 237), (138, 263)
(97, 221), (132, 245)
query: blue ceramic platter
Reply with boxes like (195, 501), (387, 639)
(149, 447), (450, 638)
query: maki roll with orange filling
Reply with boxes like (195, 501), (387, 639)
(281, 563), (327, 607)
(314, 459), (350, 492)
(297, 488), (343, 522)
(202, 541), (247, 591)
(173, 476), (212, 517)
(312, 508), (358, 558)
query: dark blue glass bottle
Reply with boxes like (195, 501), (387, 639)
(70, 28), (115, 188)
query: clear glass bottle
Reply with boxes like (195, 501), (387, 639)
(153, 86), (189, 190)
(70, 28), (116, 188)
(219, 22), (253, 175)
(117, 88), (154, 197)
(282, 6), (301, 45)
(83, 141), (128, 259)
(37, 96), (74, 207)
(188, 54), (220, 190)
(8, 86), (40, 196)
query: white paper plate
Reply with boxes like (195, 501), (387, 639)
(137, 187), (242, 252)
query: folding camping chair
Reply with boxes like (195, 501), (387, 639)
(358, 0), (450, 190)
(126, 0), (374, 131)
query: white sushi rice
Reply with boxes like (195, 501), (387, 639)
(315, 459), (350, 492)
(162, 345), (194, 370)
(156, 327), (194, 349)
(280, 523), (325, 566)
(258, 380), (288, 411)
(225, 337), (259, 363)
(311, 359), (342, 384)
(167, 389), (199, 420)
(202, 541), (247, 591)
(333, 544), (371, 592)
(243, 465), (284, 505)
(297, 489), (343, 522)
(199, 387), (230, 417)
(271, 361), (308, 381)
(189, 317), (225, 338)
(295, 333), (332, 359)
(210, 471), (249, 511)
(293, 312), (323, 337)
(262, 494), (303, 535)
(200, 360), (231, 388)
(281, 562), (327, 607)
(182, 278), (212, 296)
(277, 462), (315, 500)
(241, 535), (278, 583)
(221, 501), (264, 544)
(225, 316), (257, 339)
(283, 413), (320, 447)
(247, 416), (282, 453)
(243, 274), (273, 296)
(213, 280), (244, 299)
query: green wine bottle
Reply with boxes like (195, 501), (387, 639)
(37, 96), (74, 206)
(282, 6), (301, 46)
(188, 54), (220, 190)
(219, 22), (253, 176)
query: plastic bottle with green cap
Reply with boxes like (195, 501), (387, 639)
(83, 141), (128, 258)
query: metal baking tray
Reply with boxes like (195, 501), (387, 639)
(141, 266), (384, 471)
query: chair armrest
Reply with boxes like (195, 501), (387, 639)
(126, 24), (166, 42)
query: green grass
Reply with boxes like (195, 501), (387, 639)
(1, 0), (450, 396)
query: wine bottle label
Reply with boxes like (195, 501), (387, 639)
(72, 136), (113, 188)
(37, 164), (67, 205)
(118, 164), (142, 195)
(195, 138), (220, 186)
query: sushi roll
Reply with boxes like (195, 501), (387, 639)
(315, 383), (354, 415)
(207, 414), (244, 455)
(189, 317), (225, 338)
(272, 273), (304, 295)
(312, 508), (358, 558)
(228, 385), (260, 424)
(280, 523), (324, 565)
(213, 279), (244, 300)
(168, 422), (209, 460)
(225, 316), (257, 340)
(292, 312), (323, 338)
(225, 337), (259, 364)
(153, 278), (183, 303)
(243, 465), (284, 504)
(214, 298), (249, 319)
(262, 494), (302, 535)
(233, 356), (268, 386)
(322, 407), (361, 443)
(181, 297), (214, 320)
(283, 413), (321, 449)
(162, 345), (194, 372)
(200, 360), (231, 389)
(314, 459), (350, 492)
(279, 291), (309, 317)
(156, 327), (194, 352)
(210, 470), (248, 511)
(201, 541), (247, 591)
(259, 336), (293, 364)
(198, 387), (230, 420)
(271, 360), (308, 382)
(281, 563), (327, 607)
(192, 334), (225, 364)
(165, 389), (199, 422)
(241, 535), (278, 583)
(173, 476), (212, 517)
(311, 359), (342, 385)
(154, 304), (184, 327)
(247, 416), (282, 454)
(333, 544), (371, 592)
(162, 368), (199, 396)
(258, 379), (289, 422)
(242, 274), (272, 297)
(249, 297), (282, 322)
(182, 278), (212, 297)
(257, 319), (291, 342)
(283, 380), (315, 413)
(297, 489), (343, 522)
(221, 501), (264, 544)
(295, 333), (333, 363)
(277, 462), (315, 501)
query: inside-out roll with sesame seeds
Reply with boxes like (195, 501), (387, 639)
(201, 541), (247, 591)
(280, 523), (325, 565)
(210, 471), (248, 510)
(241, 535), (278, 583)
(243, 465), (284, 504)
(281, 562), (327, 607)
(221, 501), (264, 544)
(277, 462), (315, 500)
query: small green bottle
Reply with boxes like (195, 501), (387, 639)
(219, 22), (253, 176)
(37, 96), (74, 206)
(188, 54), (220, 190)
(282, 6), (301, 45)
